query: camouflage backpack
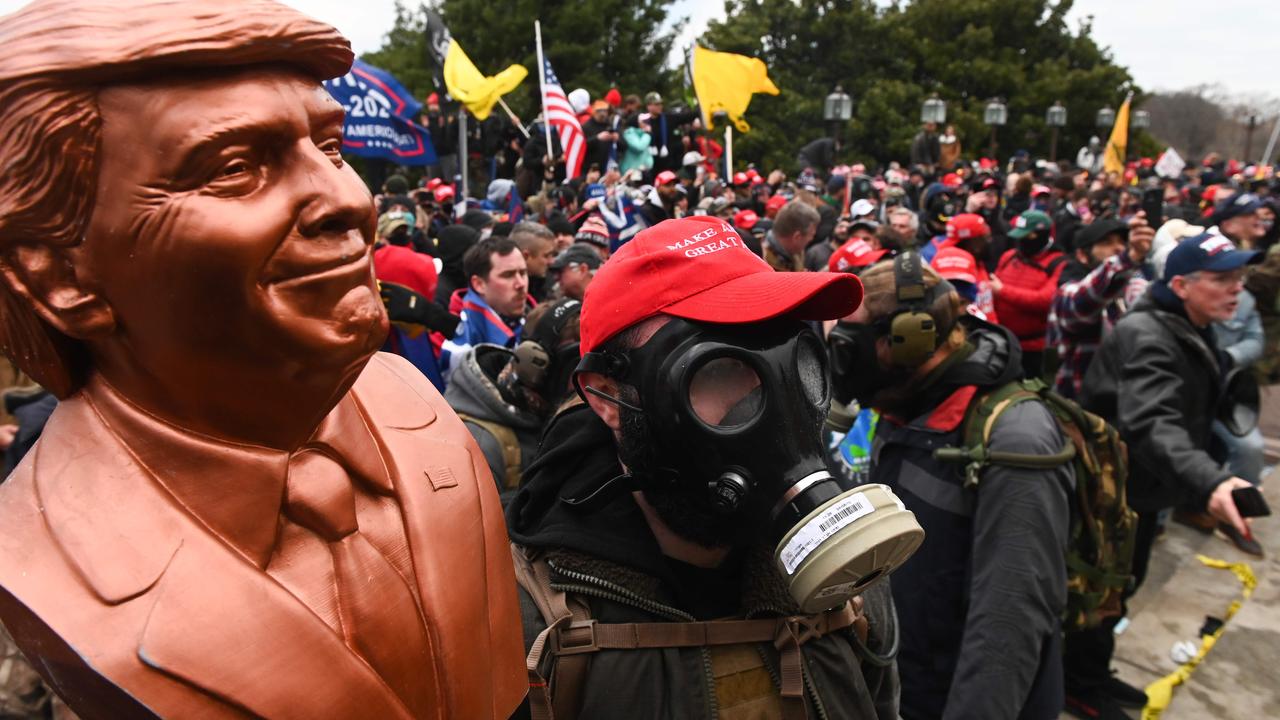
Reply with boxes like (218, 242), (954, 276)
(934, 378), (1138, 631)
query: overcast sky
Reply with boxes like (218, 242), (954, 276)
(1, 0), (1273, 100)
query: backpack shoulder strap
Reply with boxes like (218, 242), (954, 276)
(934, 379), (1076, 488)
(510, 545), (591, 720)
(456, 412), (522, 489)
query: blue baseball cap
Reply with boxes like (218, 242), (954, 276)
(1212, 191), (1262, 224)
(1162, 232), (1262, 281)
(583, 183), (607, 202)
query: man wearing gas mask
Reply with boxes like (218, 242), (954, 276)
(827, 254), (1072, 720)
(506, 216), (923, 720)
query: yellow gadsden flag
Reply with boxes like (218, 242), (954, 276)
(690, 45), (779, 132)
(1103, 93), (1132, 174)
(443, 39), (527, 121)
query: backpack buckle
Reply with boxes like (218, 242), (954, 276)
(557, 619), (599, 655)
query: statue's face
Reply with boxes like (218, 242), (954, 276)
(81, 66), (385, 387)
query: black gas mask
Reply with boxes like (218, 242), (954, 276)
(574, 317), (922, 612)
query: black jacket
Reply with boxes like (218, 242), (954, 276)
(1080, 288), (1231, 513)
(871, 319), (1070, 720)
(581, 117), (619, 173)
(507, 404), (901, 720)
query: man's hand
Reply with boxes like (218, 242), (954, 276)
(989, 275), (1004, 295)
(0, 423), (17, 451)
(1127, 212), (1155, 264)
(1208, 477), (1255, 537)
(767, 169), (786, 186)
(379, 282), (461, 337)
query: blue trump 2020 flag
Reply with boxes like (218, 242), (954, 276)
(324, 60), (437, 165)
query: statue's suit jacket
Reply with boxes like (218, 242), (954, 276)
(0, 352), (526, 719)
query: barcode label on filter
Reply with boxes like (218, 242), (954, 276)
(779, 492), (875, 575)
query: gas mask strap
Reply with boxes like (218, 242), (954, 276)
(573, 350), (642, 412)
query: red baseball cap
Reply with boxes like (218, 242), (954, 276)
(655, 170), (678, 186)
(765, 194), (788, 216)
(945, 213), (990, 242)
(931, 247), (978, 284)
(433, 185), (455, 203)
(1031, 184), (1051, 197)
(733, 209), (759, 230)
(828, 238), (889, 273)
(942, 172), (963, 188)
(425, 177), (444, 190)
(579, 216), (863, 354)
(732, 171), (750, 186)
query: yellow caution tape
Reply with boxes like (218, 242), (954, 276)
(1141, 555), (1256, 720)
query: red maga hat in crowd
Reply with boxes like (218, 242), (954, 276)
(828, 238), (889, 273)
(579, 216), (863, 354)
(945, 213), (990, 241)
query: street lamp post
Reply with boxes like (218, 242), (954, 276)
(824, 85), (852, 145)
(1130, 109), (1150, 161)
(921, 94), (947, 125)
(1046, 101), (1067, 163)
(984, 98), (1007, 160)
(1096, 106), (1116, 130)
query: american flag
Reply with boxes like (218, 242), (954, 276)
(541, 59), (586, 179)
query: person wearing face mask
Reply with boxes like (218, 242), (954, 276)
(505, 216), (922, 720)
(993, 210), (1067, 379)
(827, 254), (1072, 720)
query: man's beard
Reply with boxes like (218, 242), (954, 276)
(616, 404), (749, 550)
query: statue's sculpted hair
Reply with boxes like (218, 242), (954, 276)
(0, 0), (354, 397)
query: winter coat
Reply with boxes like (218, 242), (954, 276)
(442, 344), (543, 495)
(993, 247), (1067, 352)
(871, 319), (1070, 720)
(506, 404), (901, 720)
(620, 126), (653, 176)
(581, 117), (620, 173)
(1080, 288), (1230, 513)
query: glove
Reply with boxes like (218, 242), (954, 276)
(378, 282), (461, 338)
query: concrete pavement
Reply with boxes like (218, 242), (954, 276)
(1061, 384), (1280, 719)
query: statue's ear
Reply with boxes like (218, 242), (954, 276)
(0, 243), (115, 341)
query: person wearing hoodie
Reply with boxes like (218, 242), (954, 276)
(445, 299), (582, 497)
(828, 254), (1071, 720)
(506, 216), (904, 720)
(918, 183), (959, 260)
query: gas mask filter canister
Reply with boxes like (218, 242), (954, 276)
(574, 318), (923, 613)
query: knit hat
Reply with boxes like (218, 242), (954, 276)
(575, 215), (610, 248)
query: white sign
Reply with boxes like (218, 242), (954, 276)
(1156, 148), (1186, 179)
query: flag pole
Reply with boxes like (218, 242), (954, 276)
(725, 124), (733, 178)
(457, 106), (468, 218)
(498, 98), (530, 139)
(534, 21), (554, 178)
(1261, 113), (1280, 166)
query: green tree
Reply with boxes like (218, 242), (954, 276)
(703, 0), (1141, 170)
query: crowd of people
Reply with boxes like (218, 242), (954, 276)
(1, 72), (1276, 719)
(355, 88), (1279, 720)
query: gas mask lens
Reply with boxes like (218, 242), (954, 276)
(689, 356), (763, 428)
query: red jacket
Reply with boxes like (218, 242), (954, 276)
(993, 247), (1067, 351)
